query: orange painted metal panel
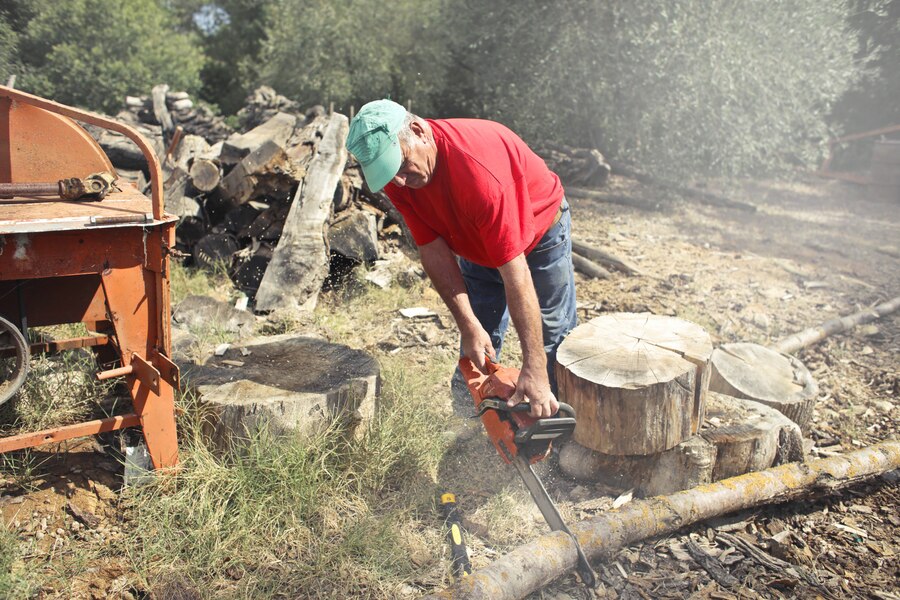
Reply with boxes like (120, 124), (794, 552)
(5, 102), (114, 183)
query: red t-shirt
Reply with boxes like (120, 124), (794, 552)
(385, 119), (564, 268)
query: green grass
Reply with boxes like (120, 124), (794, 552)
(169, 260), (235, 305)
(0, 350), (115, 435)
(0, 521), (34, 599)
(117, 355), (452, 599)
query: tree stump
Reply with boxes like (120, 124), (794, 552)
(181, 334), (380, 453)
(709, 343), (818, 430)
(559, 436), (715, 497)
(558, 392), (806, 495)
(556, 313), (713, 455)
(701, 391), (804, 481)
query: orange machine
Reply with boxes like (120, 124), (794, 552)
(0, 85), (179, 469)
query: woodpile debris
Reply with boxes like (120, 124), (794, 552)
(89, 85), (418, 310)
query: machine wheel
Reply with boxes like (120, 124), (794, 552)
(0, 315), (29, 406)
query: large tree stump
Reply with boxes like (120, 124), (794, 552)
(556, 313), (712, 455)
(181, 334), (379, 453)
(709, 343), (818, 430)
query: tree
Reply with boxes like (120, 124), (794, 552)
(257, 0), (446, 115)
(10, 0), (204, 113)
(832, 0), (900, 135)
(440, 0), (862, 178)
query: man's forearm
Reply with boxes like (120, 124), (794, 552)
(418, 238), (481, 336)
(497, 254), (546, 373)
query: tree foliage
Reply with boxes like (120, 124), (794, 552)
(257, 0), (445, 114)
(439, 0), (861, 178)
(832, 0), (900, 134)
(2, 0), (204, 113)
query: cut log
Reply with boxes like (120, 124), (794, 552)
(701, 391), (804, 481)
(193, 233), (239, 271)
(559, 436), (716, 497)
(329, 210), (380, 262)
(182, 334), (379, 452)
(570, 252), (611, 279)
(771, 296), (900, 355)
(555, 313), (712, 455)
(218, 140), (296, 206)
(188, 158), (222, 192)
(151, 83), (175, 138)
(571, 239), (642, 276)
(421, 440), (900, 600)
(709, 343), (818, 430)
(169, 134), (211, 172)
(254, 113), (349, 311)
(220, 111), (297, 165)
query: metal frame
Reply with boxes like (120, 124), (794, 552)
(0, 85), (179, 469)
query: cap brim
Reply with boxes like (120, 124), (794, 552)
(360, 136), (402, 192)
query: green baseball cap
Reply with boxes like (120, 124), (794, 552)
(346, 99), (407, 192)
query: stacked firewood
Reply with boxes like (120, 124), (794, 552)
(89, 85), (610, 311)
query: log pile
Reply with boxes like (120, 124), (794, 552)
(88, 85), (417, 310)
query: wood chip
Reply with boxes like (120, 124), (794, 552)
(220, 359), (245, 367)
(612, 488), (634, 509)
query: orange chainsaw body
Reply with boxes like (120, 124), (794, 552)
(458, 357), (551, 464)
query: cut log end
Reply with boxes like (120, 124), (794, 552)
(556, 313), (712, 455)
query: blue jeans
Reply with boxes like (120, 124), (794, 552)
(456, 198), (577, 393)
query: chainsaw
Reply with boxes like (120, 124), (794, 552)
(459, 356), (597, 588)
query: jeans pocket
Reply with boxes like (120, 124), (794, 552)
(530, 200), (570, 258)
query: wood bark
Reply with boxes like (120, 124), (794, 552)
(555, 313), (712, 455)
(571, 253), (611, 279)
(770, 296), (900, 355)
(572, 239), (642, 275)
(254, 113), (349, 312)
(421, 440), (900, 600)
(709, 343), (818, 430)
(151, 83), (175, 139)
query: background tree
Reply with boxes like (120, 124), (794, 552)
(4, 0), (204, 113)
(257, 0), (445, 115)
(831, 0), (900, 135)
(439, 0), (861, 178)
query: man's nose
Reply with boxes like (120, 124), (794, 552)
(391, 173), (407, 187)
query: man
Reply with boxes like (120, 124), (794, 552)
(346, 99), (576, 418)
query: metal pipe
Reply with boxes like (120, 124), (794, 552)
(0, 182), (59, 197)
(97, 364), (133, 380)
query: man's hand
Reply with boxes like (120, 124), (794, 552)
(508, 367), (559, 418)
(460, 324), (496, 374)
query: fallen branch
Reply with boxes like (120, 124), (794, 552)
(605, 159), (757, 212)
(771, 296), (900, 355)
(566, 186), (660, 212)
(572, 239), (642, 276)
(571, 253), (611, 279)
(421, 440), (900, 600)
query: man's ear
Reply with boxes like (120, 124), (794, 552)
(409, 119), (427, 140)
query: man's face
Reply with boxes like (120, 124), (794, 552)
(391, 123), (435, 189)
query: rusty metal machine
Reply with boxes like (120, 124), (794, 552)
(0, 84), (179, 469)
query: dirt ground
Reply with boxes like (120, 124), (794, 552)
(1, 173), (898, 599)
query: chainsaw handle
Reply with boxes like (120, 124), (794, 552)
(484, 398), (576, 418)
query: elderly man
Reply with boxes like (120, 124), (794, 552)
(346, 99), (576, 418)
